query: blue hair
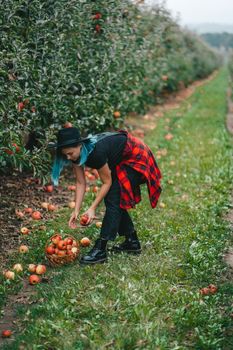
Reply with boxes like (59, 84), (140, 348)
(51, 136), (97, 186)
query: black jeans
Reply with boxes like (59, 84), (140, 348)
(100, 166), (144, 241)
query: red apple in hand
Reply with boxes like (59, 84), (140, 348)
(80, 214), (89, 226)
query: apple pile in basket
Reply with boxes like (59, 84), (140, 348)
(45, 234), (79, 266)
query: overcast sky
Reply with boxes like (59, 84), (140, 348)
(145, 0), (233, 24)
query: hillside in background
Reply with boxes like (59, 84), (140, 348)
(185, 23), (233, 34)
(201, 32), (233, 49)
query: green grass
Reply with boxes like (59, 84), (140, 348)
(1, 68), (233, 349)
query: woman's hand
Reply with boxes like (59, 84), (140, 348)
(82, 208), (97, 225)
(69, 211), (79, 229)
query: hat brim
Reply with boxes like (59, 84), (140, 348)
(48, 136), (90, 149)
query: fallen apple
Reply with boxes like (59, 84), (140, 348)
(24, 207), (33, 214)
(48, 204), (57, 211)
(68, 201), (76, 209)
(35, 264), (46, 275)
(13, 263), (23, 273)
(80, 237), (91, 247)
(28, 264), (37, 273)
(31, 211), (42, 220)
(95, 221), (102, 228)
(44, 185), (53, 193)
(20, 227), (30, 235)
(67, 185), (76, 191)
(4, 270), (15, 280)
(41, 202), (49, 210)
(1, 330), (12, 338)
(15, 209), (24, 219)
(29, 274), (41, 285)
(19, 245), (29, 253)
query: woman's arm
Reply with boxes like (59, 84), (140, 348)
(90, 163), (112, 210)
(84, 163), (112, 223)
(69, 164), (86, 227)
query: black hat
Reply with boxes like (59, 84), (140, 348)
(48, 127), (90, 149)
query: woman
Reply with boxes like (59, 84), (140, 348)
(50, 127), (162, 265)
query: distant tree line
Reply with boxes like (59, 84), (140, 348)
(201, 32), (233, 49)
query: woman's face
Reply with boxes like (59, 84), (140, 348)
(62, 145), (82, 162)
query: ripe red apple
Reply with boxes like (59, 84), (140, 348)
(93, 12), (102, 20)
(57, 240), (66, 250)
(48, 204), (57, 211)
(19, 245), (29, 253)
(95, 24), (101, 33)
(12, 143), (20, 152)
(51, 234), (62, 245)
(1, 330), (12, 338)
(20, 227), (30, 235)
(46, 245), (55, 255)
(17, 102), (24, 111)
(200, 287), (210, 296)
(66, 238), (73, 245)
(80, 237), (91, 247)
(44, 185), (53, 193)
(67, 185), (76, 191)
(208, 284), (218, 294)
(57, 250), (66, 257)
(28, 264), (37, 273)
(29, 274), (41, 285)
(80, 214), (89, 226)
(35, 264), (46, 275)
(13, 263), (23, 273)
(4, 270), (15, 280)
(31, 211), (42, 220)
(15, 209), (24, 219)
(24, 207), (33, 214)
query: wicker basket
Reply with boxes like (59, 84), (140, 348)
(45, 234), (80, 267)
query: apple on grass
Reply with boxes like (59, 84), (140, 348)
(13, 263), (23, 273)
(28, 264), (37, 273)
(80, 237), (91, 247)
(29, 274), (41, 285)
(35, 264), (46, 275)
(19, 245), (29, 253)
(4, 270), (15, 280)
(20, 227), (30, 235)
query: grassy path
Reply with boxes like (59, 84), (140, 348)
(2, 68), (233, 349)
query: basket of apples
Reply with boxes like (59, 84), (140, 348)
(45, 233), (79, 266)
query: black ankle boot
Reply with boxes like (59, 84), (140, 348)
(80, 238), (108, 265)
(111, 231), (141, 254)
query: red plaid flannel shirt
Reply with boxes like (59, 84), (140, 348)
(116, 130), (162, 209)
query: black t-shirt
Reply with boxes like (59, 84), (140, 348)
(85, 133), (127, 171)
